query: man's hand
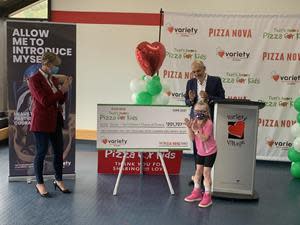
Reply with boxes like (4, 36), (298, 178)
(188, 90), (196, 102)
(199, 90), (208, 102)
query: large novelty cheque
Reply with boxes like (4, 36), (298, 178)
(97, 104), (190, 150)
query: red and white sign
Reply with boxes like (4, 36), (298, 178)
(98, 150), (182, 175)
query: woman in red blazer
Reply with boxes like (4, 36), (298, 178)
(28, 52), (72, 197)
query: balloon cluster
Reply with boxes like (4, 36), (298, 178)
(130, 41), (170, 105)
(130, 75), (171, 105)
(288, 96), (300, 178)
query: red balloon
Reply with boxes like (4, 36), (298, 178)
(135, 41), (166, 76)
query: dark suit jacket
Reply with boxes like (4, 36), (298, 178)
(28, 71), (66, 132)
(185, 75), (225, 118)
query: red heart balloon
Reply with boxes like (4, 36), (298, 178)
(135, 41), (166, 76)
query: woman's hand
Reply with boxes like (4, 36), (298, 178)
(60, 77), (72, 94)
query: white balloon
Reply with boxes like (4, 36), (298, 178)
(131, 93), (137, 103)
(143, 75), (152, 82)
(153, 93), (170, 105)
(291, 123), (300, 137)
(293, 137), (300, 152)
(129, 78), (146, 93)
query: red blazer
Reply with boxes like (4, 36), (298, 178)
(28, 71), (66, 132)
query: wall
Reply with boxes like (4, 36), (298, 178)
(51, 0), (300, 132)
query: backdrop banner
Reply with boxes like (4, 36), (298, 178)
(7, 21), (76, 178)
(161, 12), (300, 161)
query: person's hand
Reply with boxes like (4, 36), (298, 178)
(184, 118), (193, 128)
(60, 77), (72, 93)
(67, 76), (73, 85)
(188, 90), (196, 102)
(191, 119), (202, 132)
(199, 90), (208, 101)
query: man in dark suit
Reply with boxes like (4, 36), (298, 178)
(185, 60), (225, 118)
(185, 60), (225, 186)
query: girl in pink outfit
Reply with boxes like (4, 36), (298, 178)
(184, 102), (217, 207)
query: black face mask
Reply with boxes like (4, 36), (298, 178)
(194, 112), (208, 120)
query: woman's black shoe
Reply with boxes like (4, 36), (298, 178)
(53, 181), (72, 194)
(35, 186), (50, 198)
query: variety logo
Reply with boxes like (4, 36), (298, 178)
(227, 114), (247, 147)
(165, 23), (198, 37)
(209, 28), (252, 38)
(265, 137), (292, 150)
(272, 72), (280, 81)
(102, 138), (128, 147)
(228, 120), (245, 139)
(271, 71), (300, 85)
(216, 47), (250, 61)
(171, 92), (185, 98)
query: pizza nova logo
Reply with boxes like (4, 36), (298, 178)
(162, 69), (194, 79)
(165, 23), (198, 37)
(102, 138), (128, 146)
(208, 28), (252, 38)
(271, 71), (300, 85)
(263, 28), (300, 40)
(216, 47), (250, 61)
(259, 118), (296, 128)
(262, 52), (300, 61)
(265, 137), (292, 150)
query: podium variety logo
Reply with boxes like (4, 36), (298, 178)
(228, 120), (245, 139)
(226, 114), (247, 147)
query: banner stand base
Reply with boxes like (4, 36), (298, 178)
(212, 190), (259, 201)
(8, 173), (76, 183)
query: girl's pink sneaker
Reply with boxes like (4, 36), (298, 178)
(184, 188), (202, 202)
(198, 192), (212, 207)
